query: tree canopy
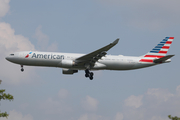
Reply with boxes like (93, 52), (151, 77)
(168, 115), (180, 120)
(0, 80), (14, 118)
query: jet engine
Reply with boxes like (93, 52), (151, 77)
(62, 68), (78, 74)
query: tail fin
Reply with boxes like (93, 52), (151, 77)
(144, 37), (174, 58)
(140, 37), (174, 63)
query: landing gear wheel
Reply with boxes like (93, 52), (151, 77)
(21, 68), (24, 72)
(85, 73), (89, 77)
(20, 65), (24, 72)
(84, 69), (94, 80)
(90, 72), (94, 76)
(89, 72), (94, 80)
(89, 76), (93, 80)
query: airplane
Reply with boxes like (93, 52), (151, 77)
(6, 37), (174, 80)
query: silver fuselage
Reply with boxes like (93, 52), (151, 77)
(6, 51), (166, 71)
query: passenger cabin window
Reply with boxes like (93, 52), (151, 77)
(10, 54), (14, 56)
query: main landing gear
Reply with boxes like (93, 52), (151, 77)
(85, 69), (94, 80)
(21, 65), (24, 72)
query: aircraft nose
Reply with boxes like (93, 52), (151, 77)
(5, 56), (11, 61)
(5, 56), (10, 61)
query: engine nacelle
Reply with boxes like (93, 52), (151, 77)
(61, 60), (75, 68)
(62, 68), (78, 74)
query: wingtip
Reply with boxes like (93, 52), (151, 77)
(113, 38), (119, 44)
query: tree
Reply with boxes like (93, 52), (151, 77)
(168, 115), (180, 120)
(0, 80), (14, 118)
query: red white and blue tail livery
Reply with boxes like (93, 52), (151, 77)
(6, 37), (175, 80)
(140, 37), (174, 63)
(145, 37), (173, 57)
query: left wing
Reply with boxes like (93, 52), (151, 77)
(75, 38), (119, 68)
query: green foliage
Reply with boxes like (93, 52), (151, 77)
(0, 111), (8, 118)
(168, 115), (180, 120)
(0, 80), (14, 118)
(0, 90), (14, 101)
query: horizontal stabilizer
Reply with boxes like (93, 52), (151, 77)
(153, 55), (174, 63)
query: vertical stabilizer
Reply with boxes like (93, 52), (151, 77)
(140, 37), (174, 62)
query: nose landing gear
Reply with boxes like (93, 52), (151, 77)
(21, 65), (24, 72)
(85, 69), (94, 80)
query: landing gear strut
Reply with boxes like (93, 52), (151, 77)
(21, 65), (24, 72)
(85, 69), (94, 80)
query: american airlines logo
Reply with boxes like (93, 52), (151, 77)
(25, 52), (32, 58)
(31, 53), (64, 59)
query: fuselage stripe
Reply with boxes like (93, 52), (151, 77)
(144, 55), (164, 58)
(139, 59), (153, 63)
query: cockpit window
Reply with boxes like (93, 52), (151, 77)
(10, 54), (14, 56)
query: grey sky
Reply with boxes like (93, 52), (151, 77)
(1, 0), (180, 120)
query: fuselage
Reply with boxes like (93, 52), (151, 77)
(5, 51), (162, 71)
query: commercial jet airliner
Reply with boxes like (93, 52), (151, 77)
(6, 37), (174, 80)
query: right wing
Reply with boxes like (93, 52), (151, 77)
(75, 38), (119, 68)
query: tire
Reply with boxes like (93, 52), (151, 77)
(90, 72), (94, 76)
(89, 76), (93, 80)
(85, 74), (89, 77)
